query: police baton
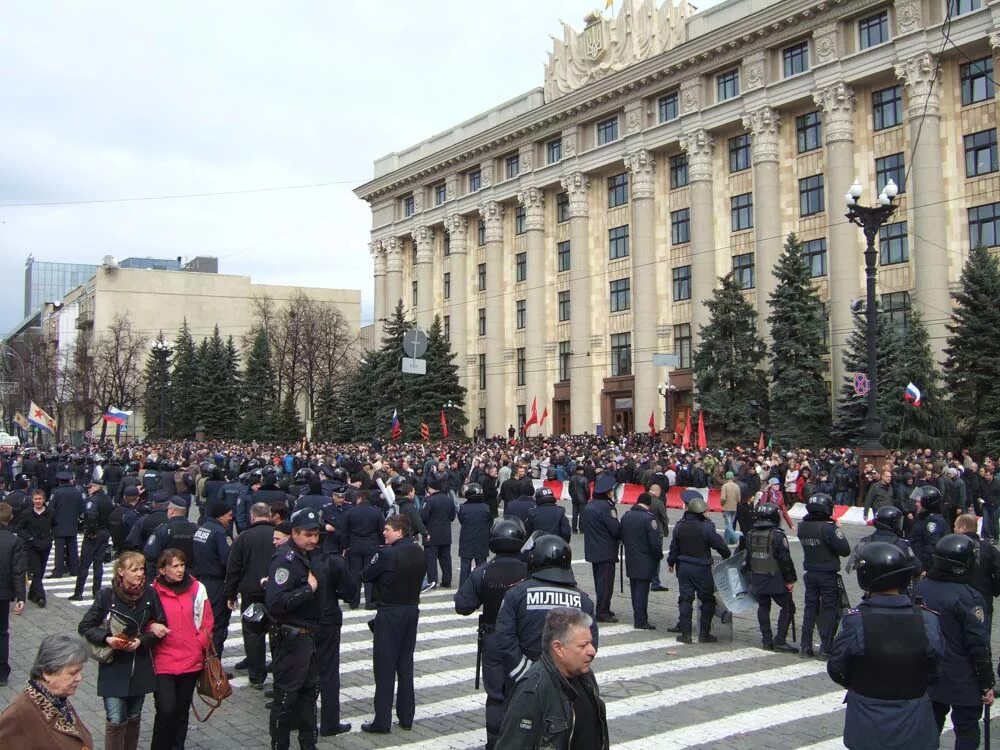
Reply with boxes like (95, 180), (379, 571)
(475, 616), (484, 690)
(618, 543), (624, 594)
(985, 701), (991, 749)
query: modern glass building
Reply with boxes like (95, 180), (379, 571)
(23, 257), (97, 317)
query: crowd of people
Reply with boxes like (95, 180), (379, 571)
(0, 434), (996, 749)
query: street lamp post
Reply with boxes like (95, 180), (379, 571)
(845, 177), (898, 450)
(658, 377), (676, 442)
(444, 400), (457, 439)
(151, 339), (172, 438)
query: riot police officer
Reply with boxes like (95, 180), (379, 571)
(915, 534), (996, 749)
(798, 492), (850, 658)
(254, 467), (293, 510)
(494, 534), (598, 685)
(954, 512), (1000, 632)
(266, 507), (323, 750)
(69, 478), (113, 600)
(742, 502), (797, 652)
(458, 483), (492, 587)
(828, 542), (944, 750)
(846, 505), (921, 582)
(143, 496), (197, 576)
(525, 486), (571, 542)
(193, 498), (234, 657)
(910, 485), (947, 571)
(454, 518), (529, 750)
(48, 471), (83, 578)
(619, 492), (662, 629)
(666, 497), (730, 643)
(125, 490), (170, 551)
(581, 474), (621, 623)
(360, 515), (427, 734)
(108, 486), (141, 554)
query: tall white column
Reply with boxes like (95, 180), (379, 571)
(680, 130), (716, 353)
(518, 187), (547, 434)
(383, 237), (403, 319)
(480, 201), (506, 437)
(444, 213), (469, 427)
(371, 241), (386, 332)
(414, 225), (435, 329)
(562, 172), (593, 434)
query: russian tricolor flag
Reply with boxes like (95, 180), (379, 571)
(903, 382), (922, 407)
(103, 407), (132, 425)
(390, 409), (402, 440)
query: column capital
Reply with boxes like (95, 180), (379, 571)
(444, 214), (468, 247)
(370, 242), (386, 276)
(383, 237), (403, 272)
(414, 226), (434, 264)
(741, 107), (781, 165)
(812, 81), (855, 143)
(516, 187), (545, 231)
(478, 201), (505, 242)
(680, 129), (714, 182)
(895, 51), (940, 118)
(624, 149), (655, 199)
(991, 30), (1000, 50)
(560, 172), (590, 218)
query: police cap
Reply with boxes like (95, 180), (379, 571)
(55, 471), (73, 482)
(593, 474), (616, 496)
(290, 507), (321, 531)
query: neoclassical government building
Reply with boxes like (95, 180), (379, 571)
(355, 0), (998, 438)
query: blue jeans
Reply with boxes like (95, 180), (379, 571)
(983, 504), (999, 541)
(722, 512), (738, 544)
(835, 490), (856, 507)
(104, 694), (145, 724)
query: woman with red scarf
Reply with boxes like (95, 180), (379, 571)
(79, 550), (167, 750)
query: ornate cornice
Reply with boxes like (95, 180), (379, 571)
(624, 149), (655, 200)
(742, 106), (780, 165)
(516, 187), (545, 231)
(812, 81), (856, 144)
(895, 51), (940, 119)
(680, 130), (714, 182)
(479, 201), (505, 243)
(560, 172), (591, 218)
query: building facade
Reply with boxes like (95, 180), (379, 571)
(356, 0), (999, 438)
(24, 257), (97, 318)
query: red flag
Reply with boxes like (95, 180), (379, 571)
(390, 409), (402, 440)
(523, 397), (539, 431)
(697, 410), (707, 450)
(648, 410), (656, 436)
(673, 413), (682, 446)
(539, 406), (548, 428)
(420, 422), (430, 441)
(682, 415), (691, 449)
(440, 409), (449, 439)
(757, 432), (765, 452)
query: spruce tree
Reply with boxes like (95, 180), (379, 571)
(767, 234), (832, 448)
(239, 326), (277, 441)
(142, 331), (172, 439)
(312, 378), (340, 442)
(345, 352), (383, 440)
(195, 326), (229, 437)
(411, 315), (467, 439)
(944, 245), (1000, 451)
(692, 272), (769, 446)
(371, 301), (416, 440)
(269, 390), (304, 443)
(219, 336), (242, 438)
(169, 320), (198, 438)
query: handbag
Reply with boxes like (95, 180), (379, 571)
(84, 590), (130, 664)
(191, 641), (232, 722)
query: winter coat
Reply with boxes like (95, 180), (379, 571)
(0, 681), (94, 750)
(152, 575), (213, 675)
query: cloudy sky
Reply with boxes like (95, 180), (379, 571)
(0, 0), (723, 335)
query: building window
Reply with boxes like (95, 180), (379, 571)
(673, 323), (692, 369)
(803, 238), (827, 277)
(469, 170), (482, 193)
(961, 57), (994, 105)
(872, 86), (903, 131)
(731, 193), (753, 232)
(558, 341), (571, 381)
(669, 154), (689, 189)
(515, 299), (526, 330)
(658, 91), (679, 122)
(672, 265), (692, 301)
(434, 183), (446, 206)
(796, 111), (822, 153)
(557, 240), (571, 272)
(969, 202), (1000, 247)
(879, 221), (909, 265)
(517, 404), (527, 428)
(558, 290), (571, 321)
(478, 407), (486, 429)
(965, 129), (999, 177)
(881, 291), (911, 334)
(609, 225), (630, 260)
(516, 348), (526, 386)
(505, 154), (520, 180)
(858, 10), (889, 49)
(404, 195), (415, 217)
(729, 133), (751, 173)
(477, 219), (486, 246)
(949, 0), (982, 16)
(411, 280), (418, 306)
(515, 206), (526, 235)
(670, 208), (690, 245)
(819, 301), (830, 348)
(443, 233), (451, 256)
(443, 272), (451, 300)
(515, 252), (527, 283)
(547, 138), (562, 164)
(609, 278), (631, 312)
(411, 245), (418, 266)
(443, 315), (450, 341)
(799, 174), (825, 216)
(610, 333), (632, 376)
(478, 307), (486, 336)
(717, 69), (739, 101)
(478, 354), (486, 390)
(477, 263), (486, 292)
(733, 253), (755, 289)
(782, 41), (810, 78)
(875, 153), (906, 194)
(608, 173), (629, 208)
(597, 116), (619, 145)
(557, 192), (570, 223)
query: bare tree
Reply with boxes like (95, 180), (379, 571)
(92, 313), (148, 440)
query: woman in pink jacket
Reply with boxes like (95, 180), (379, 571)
(150, 548), (214, 750)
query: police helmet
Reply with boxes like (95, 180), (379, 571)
(330, 467), (349, 484)
(534, 486), (555, 504)
(199, 460), (215, 474)
(755, 503), (780, 527)
(931, 533), (978, 577)
(248, 468), (264, 485)
(911, 485), (941, 512)
(238, 471), (252, 485)
(389, 475), (408, 492)
(294, 468), (316, 485)
(806, 493), (834, 518)
(261, 466), (278, 485)
(526, 534), (574, 584)
(873, 506), (903, 534)
(489, 517), (527, 554)
(245, 458), (263, 472)
(241, 601), (270, 635)
(464, 483), (484, 501)
(855, 541), (913, 593)
(687, 497), (708, 515)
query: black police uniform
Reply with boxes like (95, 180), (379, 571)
(525, 496), (571, 543)
(141, 468), (162, 494)
(503, 495), (535, 526)
(320, 499), (351, 555)
(361, 535), (426, 731)
(49, 479), (83, 577)
(342, 501), (385, 607)
(620, 502), (662, 628)
(266, 533), (322, 750)
(108, 501), (139, 554)
(192, 517), (233, 656)
(798, 512), (851, 655)
(125, 497), (169, 551)
(847, 528), (922, 581)
(454, 552), (529, 750)
(224, 519), (276, 687)
(910, 509), (946, 571)
(666, 510), (731, 639)
(72, 487), (113, 599)
(421, 491), (457, 588)
(581, 497), (621, 620)
(143, 513), (197, 573)
(315, 550), (357, 736)
(16, 504), (53, 604)
(458, 498), (492, 587)
(828, 593), (944, 750)
(568, 470), (591, 533)
(743, 520), (797, 649)
(962, 531), (1000, 632)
